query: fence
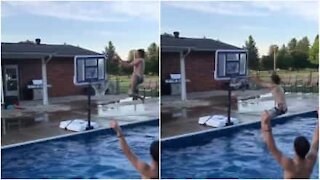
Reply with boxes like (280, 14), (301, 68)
(107, 75), (159, 96)
(254, 70), (319, 93)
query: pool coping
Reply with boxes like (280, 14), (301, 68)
(2, 118), (159, 150)
(161, 110), (317, 145)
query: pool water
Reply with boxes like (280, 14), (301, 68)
(161, 117), (319, 179)
(2, 124), (158, 179)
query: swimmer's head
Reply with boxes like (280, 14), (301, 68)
(135, 49), (145, 59)
(150, 140), (159, 164)
(294, 136), (310, 159)
(271, 74), (281, 85)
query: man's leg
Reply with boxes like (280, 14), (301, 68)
(129, 74), (137, 95)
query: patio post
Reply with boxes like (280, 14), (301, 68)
(41, 57), (49, 105)
(180, 51), (187, 101)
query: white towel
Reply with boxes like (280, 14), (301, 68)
(198, 115), (239, 128)
(59, 119), (99, 132)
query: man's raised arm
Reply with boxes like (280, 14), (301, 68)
(261, 111), (291, 169)
(251, 76), (273, 88)
(109, 120), (152, 177)
(306, 112), (319, 165)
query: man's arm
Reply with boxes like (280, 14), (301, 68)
(110, 121), (153, 177)
(251, 76), (273, 88)
(112, 54), (132, 68)
(261, 111), (292, 169)
(306, 118), (319, 165)
(119, 58), (141, 68)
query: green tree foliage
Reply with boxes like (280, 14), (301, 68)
(145, 43), (159, 75)
(245, 35), (259, 70)
(261, 55), (273, 70)
(261, 36), (315, 70)
(287, 38), (297, 52)
(104, 41), (119, 74)
(296, 36), (310, 53)
(309, 35), (319, 65)
(276, 45), (294, 69)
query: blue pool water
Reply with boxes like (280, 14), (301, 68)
(2, 121), (158, 179)
(161, 116), (319, 179)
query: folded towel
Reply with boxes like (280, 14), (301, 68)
(59, 119), (99, 132)
(198, 115), (239, 128)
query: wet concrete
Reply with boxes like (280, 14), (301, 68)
(1, 95), (159, 146)
(161, 91), (318, 138)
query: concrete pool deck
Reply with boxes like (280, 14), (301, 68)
(1, 94), (159, 146)
(161, 90), (318, 138)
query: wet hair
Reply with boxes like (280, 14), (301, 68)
(294, 136), (310, 159)
(150, 140), (159, 163)
(271, 74), (281, 85)
(137, 49), (145, 58)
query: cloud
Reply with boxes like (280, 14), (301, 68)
(163, 1), (269, 17)
(251, 1), (318, 22)
(3, 1), (159, 22)
(239, 25), (269, 31)
(164, 1), (318, 22)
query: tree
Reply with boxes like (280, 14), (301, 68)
(267, 45), (279, 70)
(261, 55), (273, 70)
(287, 38), (297, 52)
(291, 50), (309, 70)
(104, 41), (119, 74)
(276, 45), (294, 69)
(245, 35), (259, 70)
(296, 36), (310, 53)
(309, 35), (319, 65)
(146, 43), (159, 75)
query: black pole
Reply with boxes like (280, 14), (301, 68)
(86, 82), (93, 130)
(226, 80), (233, 126)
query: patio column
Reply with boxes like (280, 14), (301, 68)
(41, 58), (49, 105)
(180, 51), (187, 101)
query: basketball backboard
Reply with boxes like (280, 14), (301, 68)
(74, 55), (107, 86)
(214, 50), (248, 80)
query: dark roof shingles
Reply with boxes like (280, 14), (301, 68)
(161, 35), (241, 52)
(1, 42), (101, 59)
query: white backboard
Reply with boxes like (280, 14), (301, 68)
(74, 55), (107, 86)
(214, 50), (248, 80)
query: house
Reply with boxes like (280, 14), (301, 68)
(1, 39), (101, 105)
(161, 32), (242, 100)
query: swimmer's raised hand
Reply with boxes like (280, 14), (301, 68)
(261, 111), (271, 131)
(110, 120), (124, 137)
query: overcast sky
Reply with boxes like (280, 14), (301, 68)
(161, 1), (319, 56)
(2, 1), (160, 59)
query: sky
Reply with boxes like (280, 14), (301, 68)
(1, 1), (160, 59)
(161, 1), (319, 56)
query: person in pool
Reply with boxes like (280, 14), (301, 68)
(251, 73), (287, 118)
(109, 120), (159, 179)
(261, 110), (319, 179)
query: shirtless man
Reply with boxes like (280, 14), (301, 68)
(114, 49), (145, 97)
(109, 120), (159, 179)
(261, 110), (319, 179)
(251, 74), (287, 118)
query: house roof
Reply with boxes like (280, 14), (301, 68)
(161, 34), (242, 52)
(1, 42), (101, 59)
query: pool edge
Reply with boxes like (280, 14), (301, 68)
(2, 118), (159, 149)
(161, 110), (317, 144)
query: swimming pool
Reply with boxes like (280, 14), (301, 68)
(2, 119), (158, 179)
(161, 111), (319, 179)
